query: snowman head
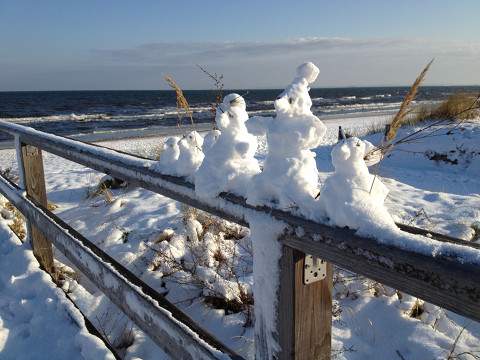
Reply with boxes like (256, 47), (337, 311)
(222, 93), (246, 110)
(275, 62), (319, 117)
(216, 93), (248, 130)
(331, 137), (369, 174)
(295, 62), (320, 84)
(185, 131), (204, 149)
(164, 137), (179, 150)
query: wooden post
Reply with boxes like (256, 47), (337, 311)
(276, 247), (333, 360)
(19, 143), (54, 273)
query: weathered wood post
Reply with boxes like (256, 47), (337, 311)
(276, 246), (333, 359)
(17, 140), (54, 273)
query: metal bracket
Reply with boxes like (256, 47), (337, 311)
(304, 255), (327, 285)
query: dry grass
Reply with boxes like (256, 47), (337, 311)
(385, 59), (434, 142)
(87, 176), (126, 204)
(4, 202), (26, 240)
(148, 206), (252, 323)
(409, 299), (424, 319)
(412, 93), (480, 124)
(51, 261), (79, 289)
(47, 201), (58, 211)
(164, 75), (194, 127)
(88, 183), (114, 204)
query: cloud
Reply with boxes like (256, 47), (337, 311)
(2, 37), (479, 90)
(92, 37), (480, 66)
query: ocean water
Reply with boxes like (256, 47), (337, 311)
(0, 86), (478, 141)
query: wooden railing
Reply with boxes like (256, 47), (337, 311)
(0, 120), (479, 359)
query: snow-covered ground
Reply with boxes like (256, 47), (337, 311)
(0, 113), (479, 359)
(0, 217), (114, 360)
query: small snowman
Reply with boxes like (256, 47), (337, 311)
(317, 137), (396, 231)
(151, 136), (180, 174)
(175, 130), (205, 179)
(202, 129), (221, 154)
(195, 94), (260, 198)
(246, 62), (326, 214)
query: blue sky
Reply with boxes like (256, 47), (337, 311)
(0, 0), (479, 90)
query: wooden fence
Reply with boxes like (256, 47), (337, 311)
(0, 120), (479, 360)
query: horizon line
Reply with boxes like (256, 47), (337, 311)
(1, 84), (480, 93)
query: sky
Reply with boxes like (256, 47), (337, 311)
(0, 0), (479, 90)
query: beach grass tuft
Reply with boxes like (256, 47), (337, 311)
(164, 75), (194, 127)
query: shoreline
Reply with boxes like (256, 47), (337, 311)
(0, 110), (395, 149)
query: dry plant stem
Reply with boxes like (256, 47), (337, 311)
(385, 59), (434, 142)
(367, 60), (433, 194)
(368, 93), (480, 160)
(394, 95), (480, 145)
(164, 75), (194, 128)
(368, 152), (385, 194)
(446, 323), (471, 360)
(196, 64), (224, 127)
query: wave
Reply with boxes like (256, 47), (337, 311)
(256, 100), (275, 105)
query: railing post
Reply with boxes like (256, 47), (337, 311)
(276, 246), (333, 360)
(18, 141), (54, 273)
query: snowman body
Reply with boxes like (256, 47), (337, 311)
(247, 63), (326, 212)
(202, 129), (221, 154)
(195, 94), (260, 198)
(317, 137), (395, 230)
(176, 131), (205, 179)
(151, 136), (180, 174)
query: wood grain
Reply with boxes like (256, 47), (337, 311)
(21, 144), (54, 273)
(277, 248), (332, 360)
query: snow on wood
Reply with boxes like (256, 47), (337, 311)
(247, 214), (284, 358)
(1, 120), (480, 322)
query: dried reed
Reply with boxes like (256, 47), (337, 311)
(164, 75), (194, 127)
(385, 59), (434, 142)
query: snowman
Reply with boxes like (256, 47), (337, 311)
(202, 129), (221, 154)
(175, 130), (205, 179)
(151, 136), (180, 174)
(195, 94), (260, 198)
(246, 62), (326, 214)
(317, 136), (396, 231)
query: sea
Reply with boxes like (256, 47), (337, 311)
(0, 86), (478, 143)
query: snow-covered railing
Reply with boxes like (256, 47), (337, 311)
(1, 120), (480, 359)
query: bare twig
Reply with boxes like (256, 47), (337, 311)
(197, 64), (224, 125)
(447, 323), (471, 359)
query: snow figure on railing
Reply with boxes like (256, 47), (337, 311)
(195, 94), (260, 198)
(175, 130), (204, 179)
(151, 136), (180, 174)
(202, 129), (221, 154)
(317, 136), (397, 233)
(246, 62), (326, 214)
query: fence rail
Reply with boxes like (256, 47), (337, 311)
(0, 120), (479, 359)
